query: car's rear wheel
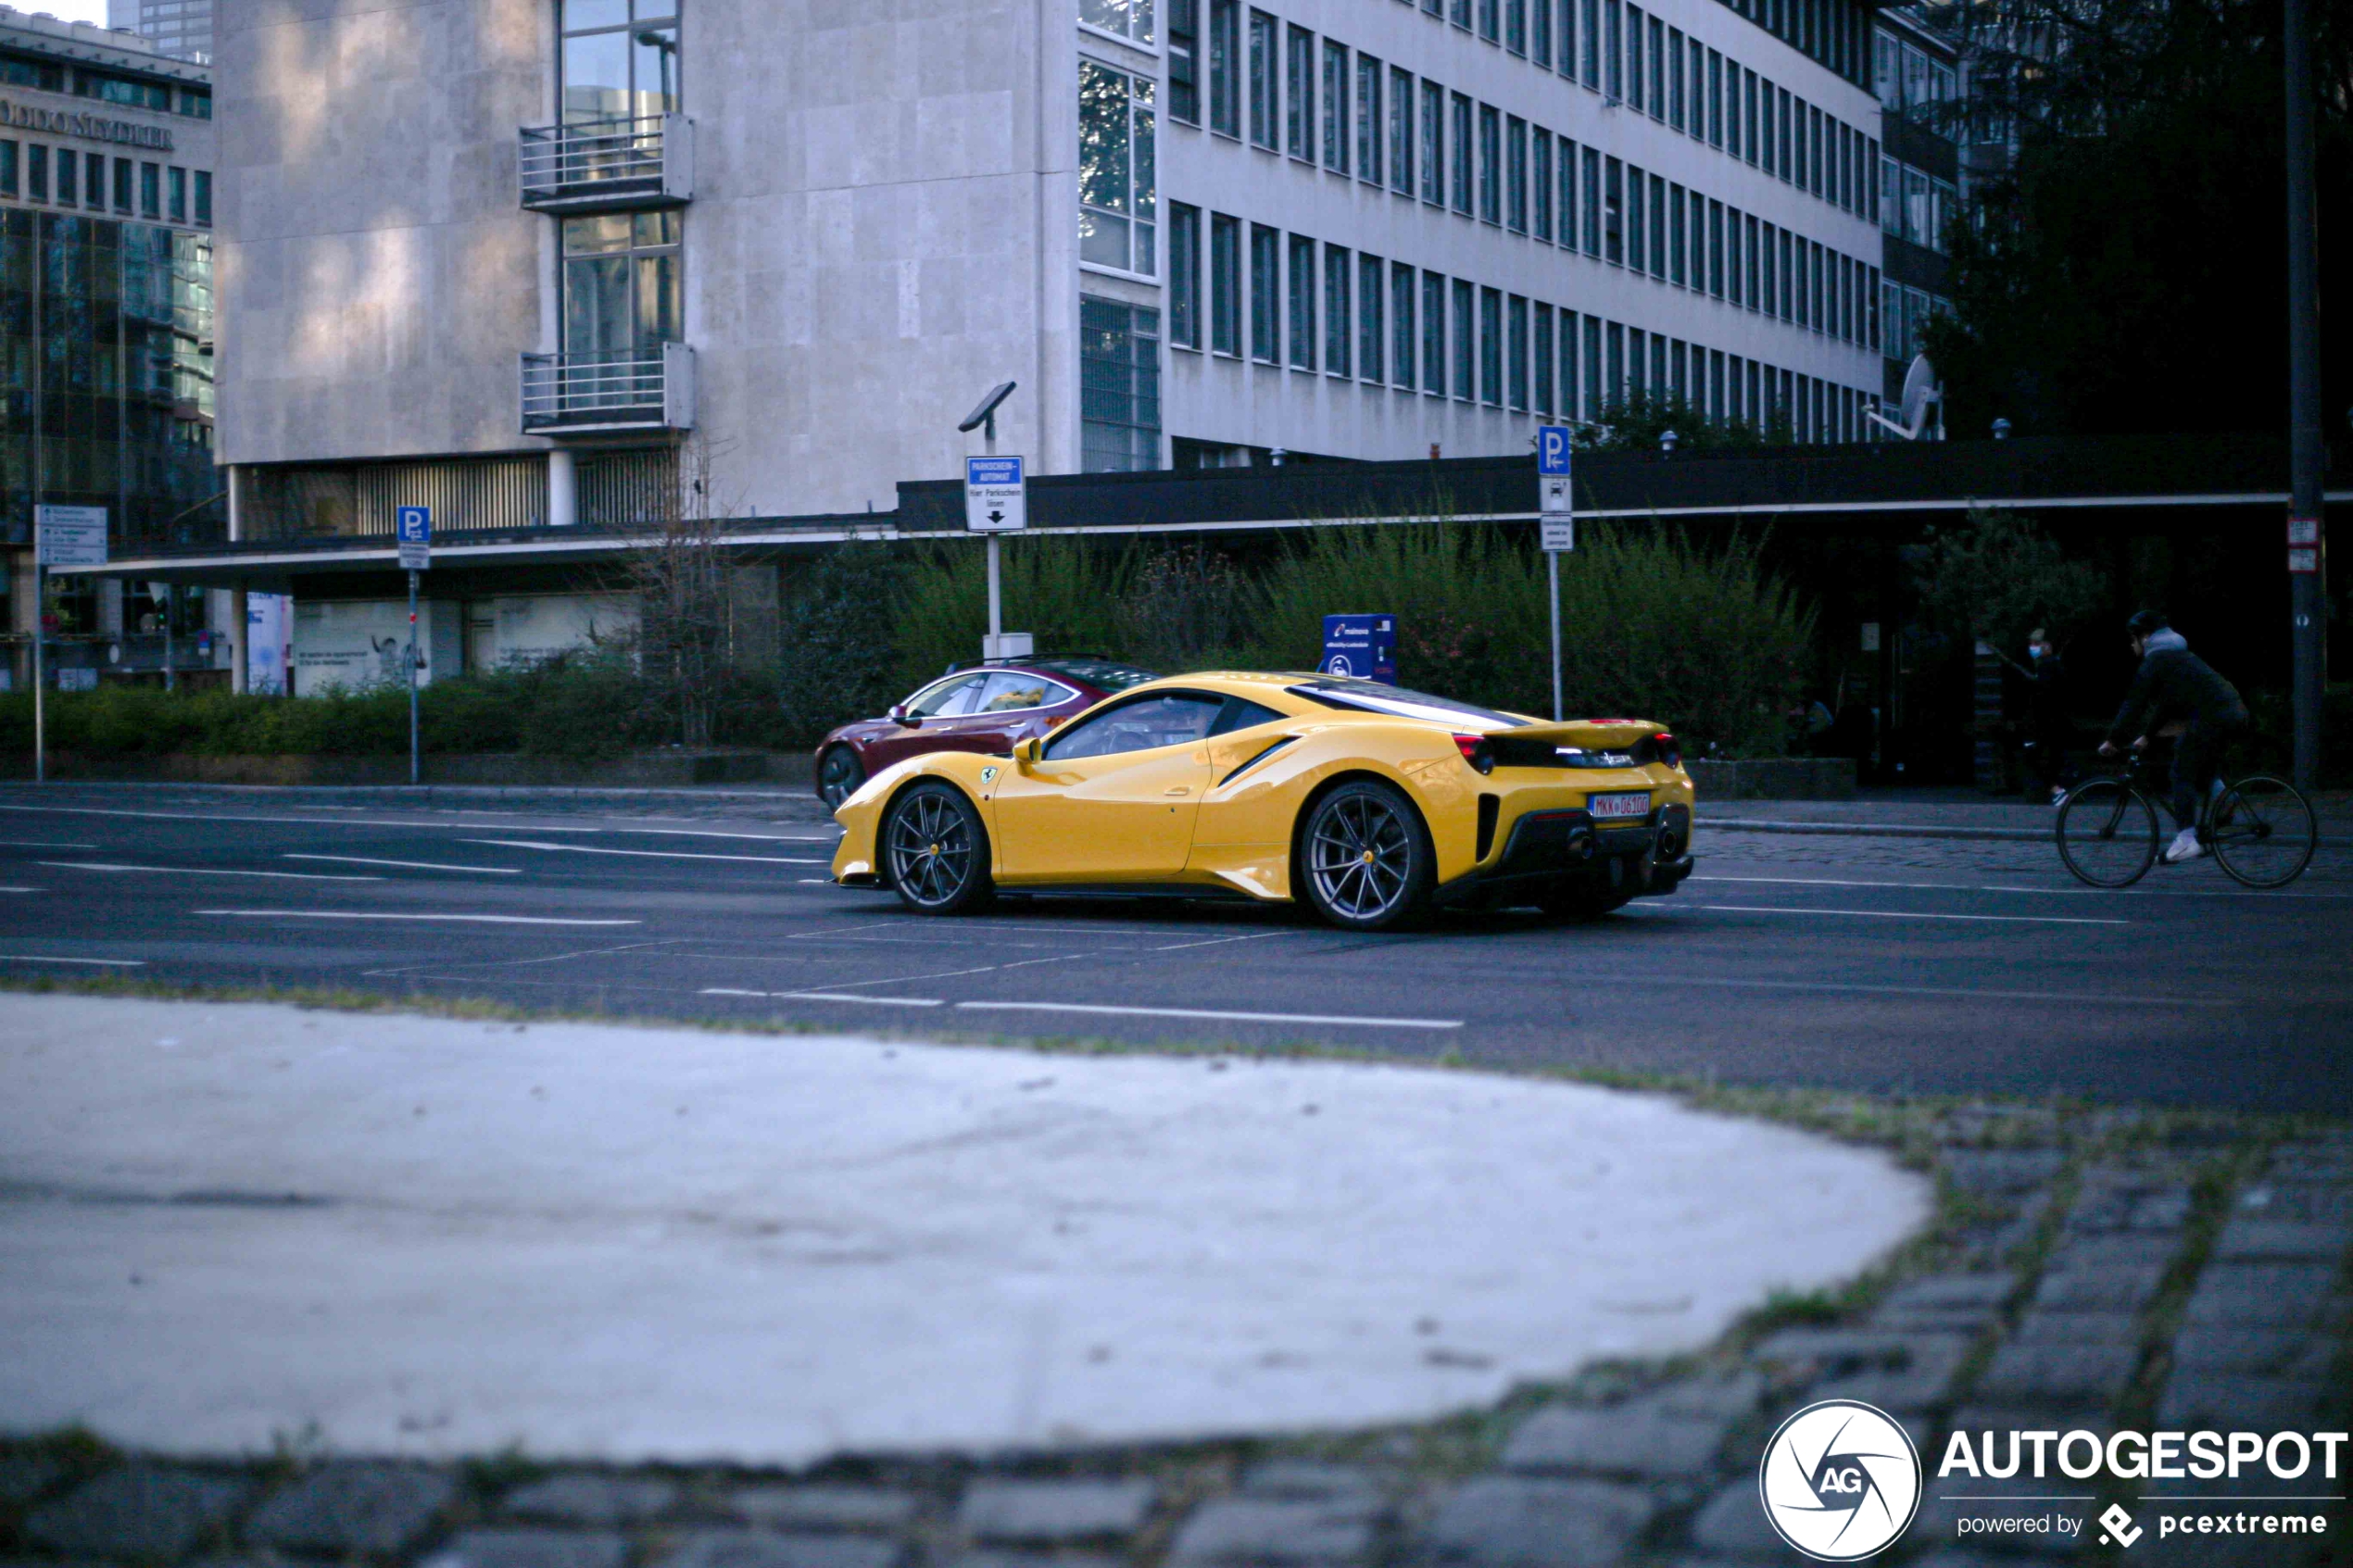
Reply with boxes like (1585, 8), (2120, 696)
(816, 745), (866, 809)
(883, 783), (994, 915)
(1297, 779), (1433, 931)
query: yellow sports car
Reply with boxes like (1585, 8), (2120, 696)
(830, 671), (1695, 931)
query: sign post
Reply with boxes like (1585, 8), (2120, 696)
(963, 453), (1027, 660)
(32, 506), (107, 784)
(1537, 426), (1576, 722)
(396, 506), (432, 784)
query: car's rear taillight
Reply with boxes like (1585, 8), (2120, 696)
(1653, 732), (1682, 769)
(1453, 734), (1495, 775)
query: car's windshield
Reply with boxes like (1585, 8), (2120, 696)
(1287, 679), (1529, 729)
(1033, 659), (1159, 692)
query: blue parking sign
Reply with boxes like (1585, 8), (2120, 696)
(1537, 425), (1573, 475)
(396, 505), (431, 570)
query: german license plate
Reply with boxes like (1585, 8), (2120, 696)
(1588, 791), (1652, 820)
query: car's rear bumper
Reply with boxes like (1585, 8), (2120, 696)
(1435, 802), (1693, 906)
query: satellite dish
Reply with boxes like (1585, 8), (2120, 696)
(1865, 355), (1944, 441)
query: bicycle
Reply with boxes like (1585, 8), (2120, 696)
(2056, 750), (2318, 889)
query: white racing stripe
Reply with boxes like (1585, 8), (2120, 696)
(701, 987), (945, 1008)
(1697, 903), (2126, 927)
(956, 1000), (1464, 1030)
(284, 854), (522, 875)
(463, 838), (831, 866)
(0, 954), (144, 967)
(194, 909), (639, 926)
(40, 861), (381, 883)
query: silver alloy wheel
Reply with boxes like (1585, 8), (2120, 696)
(818, 746), (864, 808)
(887, 789), (975, 908)
(1308, 789), (1414, 922)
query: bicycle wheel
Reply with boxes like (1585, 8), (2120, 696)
(2057, 779), (2159, 888)
(2209, 775), (2317, 889)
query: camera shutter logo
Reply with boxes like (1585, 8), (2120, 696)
(1758, 1399), (1922, 1561)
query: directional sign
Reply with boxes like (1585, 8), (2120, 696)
(396, 506), (433, 572)
(965, 456), (1026, 533)
(1537, 425), (1575, 553)
(1537, 424), (1573, 476)
(35, 505), (107, 567)
(396, 506), (432, 571)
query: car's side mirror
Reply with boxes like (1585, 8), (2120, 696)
(1013, 736), (1043, 768)
(889, 705), (919, 728)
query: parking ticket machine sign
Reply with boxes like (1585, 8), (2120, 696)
(965, 457), (1027, 533)
(1321, 613), (1397, 685)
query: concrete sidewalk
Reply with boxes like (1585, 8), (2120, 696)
(0, 994), (1927, 1466)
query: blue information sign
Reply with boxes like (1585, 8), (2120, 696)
(1321, 613), (1398, 685)
(1537, 424), (1573, 475)
(396, 505), (432, 570)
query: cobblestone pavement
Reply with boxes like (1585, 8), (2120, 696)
(6, 1114), (2346, 1567)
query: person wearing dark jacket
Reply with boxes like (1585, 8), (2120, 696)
(2021, 628), (2069, 803)
(2099, 611), (2249, 864)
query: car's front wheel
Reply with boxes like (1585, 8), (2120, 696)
(1297, 779), (1433, 931)
(816, 745), (866, 809)
(883, 782), (994, 915)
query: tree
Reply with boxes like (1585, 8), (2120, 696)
(617, 433), (737, 749)
(1924, 0), (2353, 437)
(1573, 389), (1788, 452)
(1910, 508), (2107, 652)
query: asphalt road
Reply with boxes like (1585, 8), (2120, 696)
(2, 784), (2347, 1112)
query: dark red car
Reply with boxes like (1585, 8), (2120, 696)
(813, 658), (1159, 808)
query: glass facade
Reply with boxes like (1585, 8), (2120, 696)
(1, 209), (216, 557)
(1079, 297), (1162, 472)
(560, 0), (682, 125)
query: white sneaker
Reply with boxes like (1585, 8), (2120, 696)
(2162, 828), (2207, 864)
(2049, 787), (2068, 806)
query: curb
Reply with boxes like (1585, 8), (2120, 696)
(1704, 816), (2353, 851)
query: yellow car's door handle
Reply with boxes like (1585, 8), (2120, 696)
(1164, 786), (1191, 797)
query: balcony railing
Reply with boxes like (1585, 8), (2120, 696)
(521, 342), (696, 435)
(518, 113), (693, 213)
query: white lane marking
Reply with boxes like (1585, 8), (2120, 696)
(616, 828), (840, 843)
(0, 954), (145, 967)
(0, 885), (43, 894)
(1151, 930), (1300, 951)
(194, 909), (639, 926)
(701, 987), (945, 1008)
(0, 840), (96, 848)
(0, 803), (609, 832)
(1700, 872), (2353, 903)
(1659, 975), (2238, 1008)
(463, 838), (832, 866)
(284, 854), (522, 875)
(39, 860), (382, 883)
(1697, 903), (2127, 927)
(1697, 874), (1978, 892)
(956, 1000), (1465, 1030)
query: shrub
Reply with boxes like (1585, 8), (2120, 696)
(774, 542), (914, 746)
(890, 534), (1137, 689)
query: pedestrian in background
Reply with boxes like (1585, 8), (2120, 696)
(2021, 627), (2070, 803)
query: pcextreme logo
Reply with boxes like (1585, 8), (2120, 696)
(1758, 1399), (1924, 1562)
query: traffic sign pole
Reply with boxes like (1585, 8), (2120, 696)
(408, 570), (421, 785)
(31, 563), (44, 784)
(395, 505), (432, 785)
(985, 417), (1000, 649)
(32, 506), (109, 785)
(1548, 552), (1562, 723)
(1536, 427), (1576, 723)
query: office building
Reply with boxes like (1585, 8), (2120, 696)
(107, 0), (213, 64)
(1, 6), (219, 691)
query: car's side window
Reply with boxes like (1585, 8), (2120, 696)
(1044, 694), (1227, 759)
(1209, 697), (1287, 735)
(978, 673), (1073, 713)
(907, 675), (987, 718)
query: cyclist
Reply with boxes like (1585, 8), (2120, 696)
(2097, 611), (2249, 864)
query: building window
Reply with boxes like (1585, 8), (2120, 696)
(1579, 0), (1600, 86)
(1211, 212), (1241, 353)
(560, 0), (680, 125)
(141, 161), (160, 218)
(1358, 252), (1384, 381)
(1581, 313), (1602, 420)
(195, 169), (212, 226)
(1668, 185), (1686, 285)
(1605, 0), (1621, 98)
(1506, 0), (1526, 53)
(1421, 270), (1446, 394)
(1169, 0), (1199, 120)
(1080, 0), (1156, 46)
(1534, 130), (1553, 243)
(1320, 40), (1347, 170)
(56, 149), (76, 208)
(112, 157), (131, 212)
(1450, 93), (1473, 214)
(0, 142), (15, 199)
(1388, 65), (1412, 193)
(1625, 162), (1645, 272)
(1355, 53), (1381, 183)
(1603, 156), (1622, 264)
(1169, 203), (1202, 348)
(83, 153), (102, 207)
(1390, 261), (1415, 387)
(1250, 223), (1280, 360)
(1209, 0), (1239, 134)
(1534, 303), (1554, 414)
(1288, 232), (1316, 369)
(1477, 104), (1501, 223)
(1478, 0), (1499, 43)
(1507, 294), (1529, 409)
(27, 145), (46, 203)
(1581, 145), (1601, 254)
(1650, 15), (1666, 117)
(1286, 25), (1313, 159)
(1625, 6), (1644, 113)
(1419, 81), (1444, 204)
(1079, 60), (1156, 273)
(1707, 199), (1724, 296)
(1505, 115), (1527, 232)
(1530, 0), (1551, 68)
(1249, 10), (1277, 147)
(561, 210), (683, 362)
(1080, 297), (1162, 472)
(1648, 172), (1666, 276)
(1323, 244), (1352, 375)
(169, 166), (188, 222)
(1452, 278), (1475, 399)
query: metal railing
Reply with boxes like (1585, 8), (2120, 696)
(518, 113), (692, 211)
(520, 342), (696, 434)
